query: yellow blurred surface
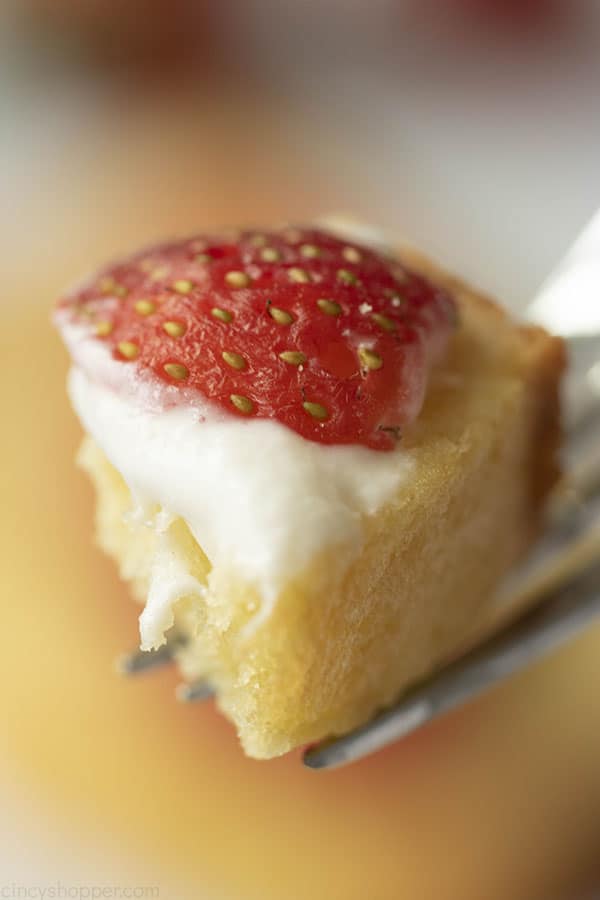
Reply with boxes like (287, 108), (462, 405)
(2, 85), (600, 899)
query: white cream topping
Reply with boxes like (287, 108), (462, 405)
(140, 527), (207, 651)
(68, 364), (412, 645)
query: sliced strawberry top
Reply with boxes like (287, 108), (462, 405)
(57, 226), (457, 450)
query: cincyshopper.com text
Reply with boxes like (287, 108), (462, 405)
(1, 885), (159, 900)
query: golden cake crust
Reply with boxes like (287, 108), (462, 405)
(402, 244), (566, 508)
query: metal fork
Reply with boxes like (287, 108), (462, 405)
(119, 214), (600, 770)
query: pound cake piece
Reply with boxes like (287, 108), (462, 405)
(54, 223), (564, 759)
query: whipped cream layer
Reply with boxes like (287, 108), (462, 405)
(68, 363), (413, 641)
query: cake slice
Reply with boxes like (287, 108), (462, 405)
(54, 222), (565, 759)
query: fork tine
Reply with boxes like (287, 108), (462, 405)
(175, 680), (214, 703)
(115, 638), (181, 675)
(304, 553), (600, 770)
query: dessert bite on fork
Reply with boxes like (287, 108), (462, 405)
(54, 218), (566, 760)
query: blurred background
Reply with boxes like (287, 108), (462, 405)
(2, 1), (600, 898)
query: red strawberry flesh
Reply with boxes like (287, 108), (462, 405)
(56, 227), (457, 450)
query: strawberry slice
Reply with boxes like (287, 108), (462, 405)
(57, 226), (457, 450)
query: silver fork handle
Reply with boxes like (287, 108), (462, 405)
(304, 553), (600, 770)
